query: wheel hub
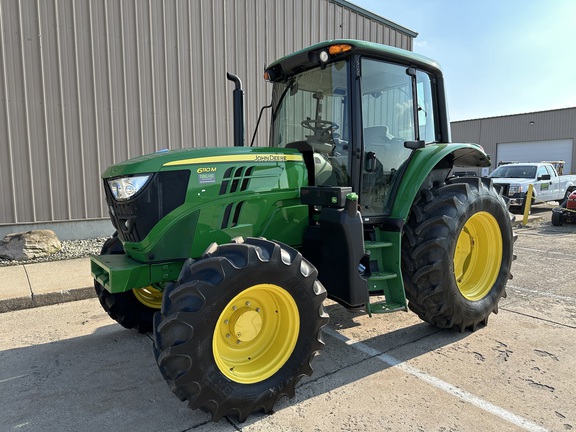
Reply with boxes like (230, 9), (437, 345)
(213, 284), (299, 384)
(228, 307), (263, 342)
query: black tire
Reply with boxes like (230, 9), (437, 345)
(94, 233), (161, 333)
(401, 177), (515, 332)
(153, 237), (328, 422)
(551, 210), (564, 226)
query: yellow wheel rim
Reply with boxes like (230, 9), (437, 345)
(132, 286), (163, 309)
(454, 211), (502, 301)
(213, 284), (300, 384)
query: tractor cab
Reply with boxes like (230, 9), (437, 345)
(265, 40), (443, 219)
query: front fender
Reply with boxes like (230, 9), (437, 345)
(390, 143), (490, 220)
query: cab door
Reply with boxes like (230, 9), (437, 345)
(536, 164), (553, 201)
(359, 58), (437, 216)
(544, 164), (562, 201)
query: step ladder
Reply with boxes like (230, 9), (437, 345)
(364, 230), (407, 315)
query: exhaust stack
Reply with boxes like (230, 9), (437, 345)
(226, 73), (245, 147)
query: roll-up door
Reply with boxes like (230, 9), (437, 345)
(496, 139), (573, 173)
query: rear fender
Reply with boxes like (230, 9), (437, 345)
(390, 143), (490, 221)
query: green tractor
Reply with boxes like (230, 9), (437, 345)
(91, 40), (515, 421)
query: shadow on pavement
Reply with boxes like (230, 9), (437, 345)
(0, 304), (473, 431)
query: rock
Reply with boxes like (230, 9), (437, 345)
(0, 230), (62, 260)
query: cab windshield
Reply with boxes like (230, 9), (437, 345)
(270, 61), (350, 187)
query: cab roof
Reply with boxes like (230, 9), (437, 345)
(265, 39), (443, 83)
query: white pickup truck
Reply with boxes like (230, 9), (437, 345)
(488, 162), (576, 210)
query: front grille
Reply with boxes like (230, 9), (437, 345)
(219, 166), (254, 195)
(105, 170), (190, 242)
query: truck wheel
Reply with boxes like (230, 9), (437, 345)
(559, 188), (573, 206)
(94, 234), (162, 332)
(153, 237), (328, 421)
(401, 177), (515, 332)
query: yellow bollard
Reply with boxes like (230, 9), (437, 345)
(522, 184), (534, 226)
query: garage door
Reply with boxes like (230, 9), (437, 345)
(497, 139), (573, 173)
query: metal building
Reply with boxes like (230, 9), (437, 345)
(451, 107), (576, 175)
(0, 0), (417, 240)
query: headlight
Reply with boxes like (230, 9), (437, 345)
(508, 185), (523, 195)
(107, 175), (151, 201)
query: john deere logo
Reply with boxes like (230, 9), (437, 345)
(254, 155), (287, 162)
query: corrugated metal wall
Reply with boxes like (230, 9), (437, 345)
(451, 108), (576, 173)
(0, 0), (415, 233)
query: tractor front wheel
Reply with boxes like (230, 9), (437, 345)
(153, 237), (328, 422)
(401, 177), (515, 332)
(94, 234), (162, 332)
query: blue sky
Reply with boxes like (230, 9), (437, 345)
(353, 0), (576, 121)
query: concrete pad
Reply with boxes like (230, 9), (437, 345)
(0, 265), (30, 300)
(29, 285), (96, 309)
(0, 258), (96, 312)
(24, 258), (93, 295)
(0, 298), (199, 431)
(0, 265), (33, 312)
(504, 285), (576, 328)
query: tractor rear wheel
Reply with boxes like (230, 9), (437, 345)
(401, 177), (515, 332)
(94, 234), (162, 332)
(153, 237), (328, 422)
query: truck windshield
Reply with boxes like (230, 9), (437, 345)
(489, 165), (537, 179)
(270, 61), (350, 187)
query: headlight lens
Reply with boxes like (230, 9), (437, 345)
(107, 175), (151, 201)
(508, 185), (522, 195)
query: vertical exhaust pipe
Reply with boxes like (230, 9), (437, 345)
(227, 73), (245, 147)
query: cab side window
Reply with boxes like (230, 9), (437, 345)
(537, 165), (548, 179)
(544, 165), (557, 178)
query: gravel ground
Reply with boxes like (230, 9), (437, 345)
(0, 237), (109, 267)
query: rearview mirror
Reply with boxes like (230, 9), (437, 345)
(404, 140), (425, 150)
(365, 151), (377, 172)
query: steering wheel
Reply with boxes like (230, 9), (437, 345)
(301, 119), (340, 136)
(301, 119), (340, 153)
